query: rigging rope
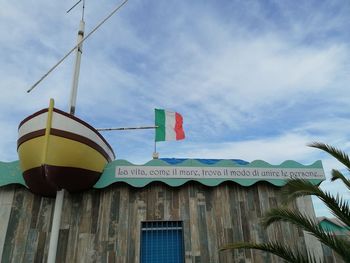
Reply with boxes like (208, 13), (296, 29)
(27, 0), (129, 93)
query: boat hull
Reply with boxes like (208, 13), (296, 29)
(17, 100), (115, 197)
(22, 165), (101, 195)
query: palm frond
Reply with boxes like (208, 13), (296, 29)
(331, 169), (350, 191)
(221, 143), (350, 263)
(220, 241), (320, 263)
(308, 142), (350, 170)
(281, 179), (350, 227)
(262, 208), (350, 261)
(281, 179), (322, 203)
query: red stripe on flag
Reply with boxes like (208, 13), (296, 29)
(175, 112), (185, 140)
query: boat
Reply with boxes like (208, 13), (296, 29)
(16, 0), (124, 197)
(17, 99), (115, 196)
(16, 2), (125, 261)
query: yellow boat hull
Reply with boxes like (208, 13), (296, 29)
(17, 99), (115, 197)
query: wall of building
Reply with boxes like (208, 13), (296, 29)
(318, 219), (349, 263)
(0, 182), (322, 263)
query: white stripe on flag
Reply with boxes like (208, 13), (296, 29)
(165, 111), (176, 140)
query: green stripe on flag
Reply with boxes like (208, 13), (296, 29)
(155, 109), (166, 141)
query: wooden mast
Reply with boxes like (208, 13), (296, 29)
(47, 1), (85, 262)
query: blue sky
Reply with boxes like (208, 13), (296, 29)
(1, 0), (350, 217)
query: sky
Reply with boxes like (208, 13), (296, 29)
(0, 0), (349, 217)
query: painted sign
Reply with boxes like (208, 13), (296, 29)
(0, 158), (326, 190)
(115, 166), (324, 180)
(93, 158), (326, 189)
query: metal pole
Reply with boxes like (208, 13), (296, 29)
(69, 20), (85, 115)
(47, 190), (64, 263)
(47, 8), (85, 263)
(153, 141), (158, 159)
(153, 124), (158, 159)
(96, 125), (158, 131)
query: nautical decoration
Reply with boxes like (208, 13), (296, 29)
(17, 99), (115, 196)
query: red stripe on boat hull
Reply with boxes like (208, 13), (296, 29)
(23, 165), (102, 197)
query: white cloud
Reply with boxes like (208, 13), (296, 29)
(0, 0), (350, 217)
(156, 133), (315, 164)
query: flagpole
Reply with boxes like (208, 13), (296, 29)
(153, 120), (159, 159)
(96, 125), (157, 131)
(96, 125), (160, 158)
(153, 142), (159, 159)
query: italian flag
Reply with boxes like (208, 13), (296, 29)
(155, 109), (185, 142)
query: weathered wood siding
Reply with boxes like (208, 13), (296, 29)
(0, 182), (322, 263)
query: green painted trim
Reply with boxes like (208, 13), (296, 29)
(94, 177), (324, 188)
(93, 159), (325, 189)
(319, 220), (350, 233)
(0, 159), (325, 190)
(0, 161), (27, 187)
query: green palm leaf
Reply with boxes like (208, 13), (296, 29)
(281, 179), (350, 227)
(220, 242), (320, 263)
(331, 169), (350, 191)
(308, 142), (350, 171)
(262, 208), (350, 261)
(221, 143), (350, 263)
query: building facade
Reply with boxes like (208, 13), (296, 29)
(318, 217), (349, 263)
(0, 158), (325, 262)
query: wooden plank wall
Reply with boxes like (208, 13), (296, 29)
(0, 185), (54, 263)
(0, 186), (15, 261)
(296, 195), (324, 261)
(321, 244), (345, 263)
(0, 182), (323, 263)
